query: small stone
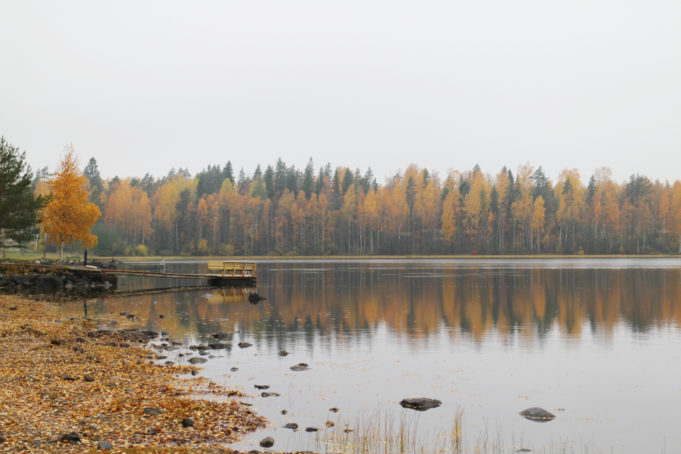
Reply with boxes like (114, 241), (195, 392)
(254, 384), (269, 390)
(61, 375), (77, 381)
(305, 427), (318, 432)
(290, 363), (309, 371)
(261, 392), (280, 397)
(83, 374), (95, 382)
(97, 440), (113, 450)
(181, 417), (194, 427)
(329, 407), (339, 412)
(238, 342), (253, 348)
(281, 409), (288, 415)
(230, 367), (239, 372)
(325, 420), (335, 427)
(283, 422), (298, 430)
(142, 407), (163, 416)
(59, 432), (81, 443)
(188, 357), (207, 365)
(147, 428), (159, 435)
(259, 436), (275, 448)
(278, 350), (288, 356)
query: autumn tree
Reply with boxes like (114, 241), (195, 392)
(0, 137), (44, 248)
(441, 190), (459, 248)
(42, 146), (102, 261)
(531, 196), (546, 251)
(49, 157), (681, 257)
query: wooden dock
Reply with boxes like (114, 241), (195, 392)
(98, 261), (256, 287)
(99, 267), (256, 287)
(1, 261), (257, 292)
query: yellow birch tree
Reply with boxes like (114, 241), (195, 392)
(43, 146), (101, 261)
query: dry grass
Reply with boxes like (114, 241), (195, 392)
(311, 408), (604, 454)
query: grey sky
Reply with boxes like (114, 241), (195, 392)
(1, 0), (680, 184)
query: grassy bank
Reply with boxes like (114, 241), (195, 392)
(0, 294), (264, 452)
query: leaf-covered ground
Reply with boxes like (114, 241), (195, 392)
(0, 294), (265, 452)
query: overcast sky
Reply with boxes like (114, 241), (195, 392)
(1, 0), (680, 184)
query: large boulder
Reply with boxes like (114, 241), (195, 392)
(399, 398), (442, 411)
(35, 274), (63, 292)
(11, 275), (33, 287)
(519, 407), (555, 422)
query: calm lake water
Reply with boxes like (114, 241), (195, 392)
(60, 259), (681, 453)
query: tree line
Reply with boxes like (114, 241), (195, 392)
(65, 158), (681, 256)
(3, 136), (681, 257)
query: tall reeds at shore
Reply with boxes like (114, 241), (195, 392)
(306, 408), (600, 454)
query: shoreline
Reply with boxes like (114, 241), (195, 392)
(4, 253), (681, 263)
(0, 294), (265, 452)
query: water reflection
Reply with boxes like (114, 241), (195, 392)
(71, 262), (681, 346)
(59, 260), (681, 453)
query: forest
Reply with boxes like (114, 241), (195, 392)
(34, 158), (681, 256)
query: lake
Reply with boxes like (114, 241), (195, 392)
(60, 259), (681, 453)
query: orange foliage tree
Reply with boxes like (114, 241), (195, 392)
(42, 146), (101, 261)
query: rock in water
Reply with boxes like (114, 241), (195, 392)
(290, 363), (309, 371)
(208, 342), (231, 350)
(259, 436), (275, 448)
(283, 422), (298, 430)
(399, 398), (442, 411)
(188, 357), (207, 364)
(519, 407), (555, 422)
(249, 293), (266, 304)
(238, 342), (253, 348)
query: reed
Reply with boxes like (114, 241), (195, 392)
(312, 409), (602, 454)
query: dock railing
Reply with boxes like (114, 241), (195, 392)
(207, 261), (256, 277)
